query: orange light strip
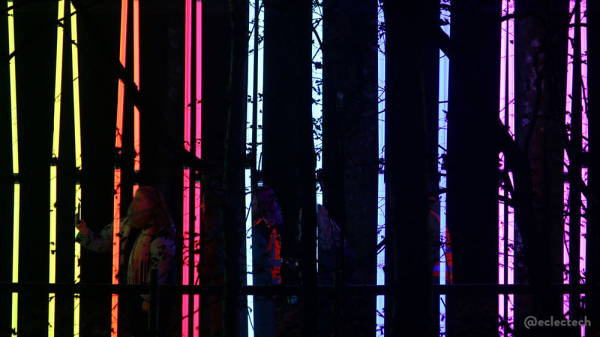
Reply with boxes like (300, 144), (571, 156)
(112, 0), (129, 335)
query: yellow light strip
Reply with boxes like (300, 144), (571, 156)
(12, 185), (19, 334)
(49, 1), (65, 335)
(71, 2), (82, 335)
(8, 0), (18, 174)
(8, 0), (20, 334)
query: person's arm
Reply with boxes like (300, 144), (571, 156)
(141, 233), (176, 302)
(75, 218), (129, 253)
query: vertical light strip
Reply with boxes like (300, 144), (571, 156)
(580, 1), (588, 335)
(507, 1), (515, 334)
(256, 0), (264, 176)
(70, 2), (82, 335)
(245, 0), (263, 333)
(498, 1), (515, 335)
(438, 1), (450, 335)
(112, 0), (128, 335)
(133, 0), (140, 184)
(376, 1), (385, 335)
(8, 0), (20, 334)
(193, 2), (203, 336)
(564, 0), (576, 319)
(312, 0), (323, 282)
(183, 168), (190, 337)
(193, 179), (201, 337)
(246, 1), (255, 333)
(182, 0), (192, 335)
(312, 1), (323, 207)
(49, 1), (65, 335)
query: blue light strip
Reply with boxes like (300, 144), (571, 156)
(312, 0), (324, 275)
(376, 2), (386, 335)
(438, 1), (450, 334)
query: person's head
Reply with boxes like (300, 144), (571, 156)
(251, 186), (283, 226)
(127, 186), (174, 237)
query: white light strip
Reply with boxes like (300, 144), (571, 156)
(312, 0), (324, 277)
(246, 0), (263, 333)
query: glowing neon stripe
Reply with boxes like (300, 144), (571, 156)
(49, 1), (66, 334)
(8, 0), (20, 334)
(133, 0), (140, 174)
(246, 0), (263, 333)
(193, 2), (203, 335)
(312, 0), (323, 282)
(193, 179), (201, 337)
(111, 0), (128, 335)
(580, 2), (588, 334)
(376, 2), (386, 335)
(498, 1), (515, 335)
(564, 0), (576, 319)
(244, 170), (254, 335)
(182, 0), (192, 334)
(70, 2), (82, 334)
(312, 0), (323, 207)
(438, 2), (450, 335)
(183, 169), (190, 336)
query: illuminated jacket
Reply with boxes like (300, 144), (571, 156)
(253, 217), (282, 285)
(431, 210), (453, 283)
(75, 218), (177, 300)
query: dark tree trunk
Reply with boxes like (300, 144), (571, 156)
(514, 1), (569, 335)
(383, 1), (433, 336)
(262, 0), (316, 336)
(222, 0), (248, 336)
(445, 0), (500, 335)
(321, 0), (378, 335)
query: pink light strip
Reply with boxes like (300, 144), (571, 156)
(112, 0), (128, 335)
(183, 169), (190, 336)
(563, 0), (576, 318)
(196, 0), (202, 160)
(194, 180), (201, 337)
(133, 0), (140, 173)
(183, 0), (192, 335)
(580, 2), (588, 334)
(499, 1), (515, 335)
(193, 2), (202, 336)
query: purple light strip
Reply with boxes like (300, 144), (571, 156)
(499, 1), (515, 335)
(564, 0), (576, 318)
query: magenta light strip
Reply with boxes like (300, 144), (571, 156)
(564, 0), (577, 319)
(499, 1), (515, 335)
(182, 0), (192, 335)
(580, 1), (588, 335)
(193, 2), (202, 336)
(133, 0), (140, 176)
